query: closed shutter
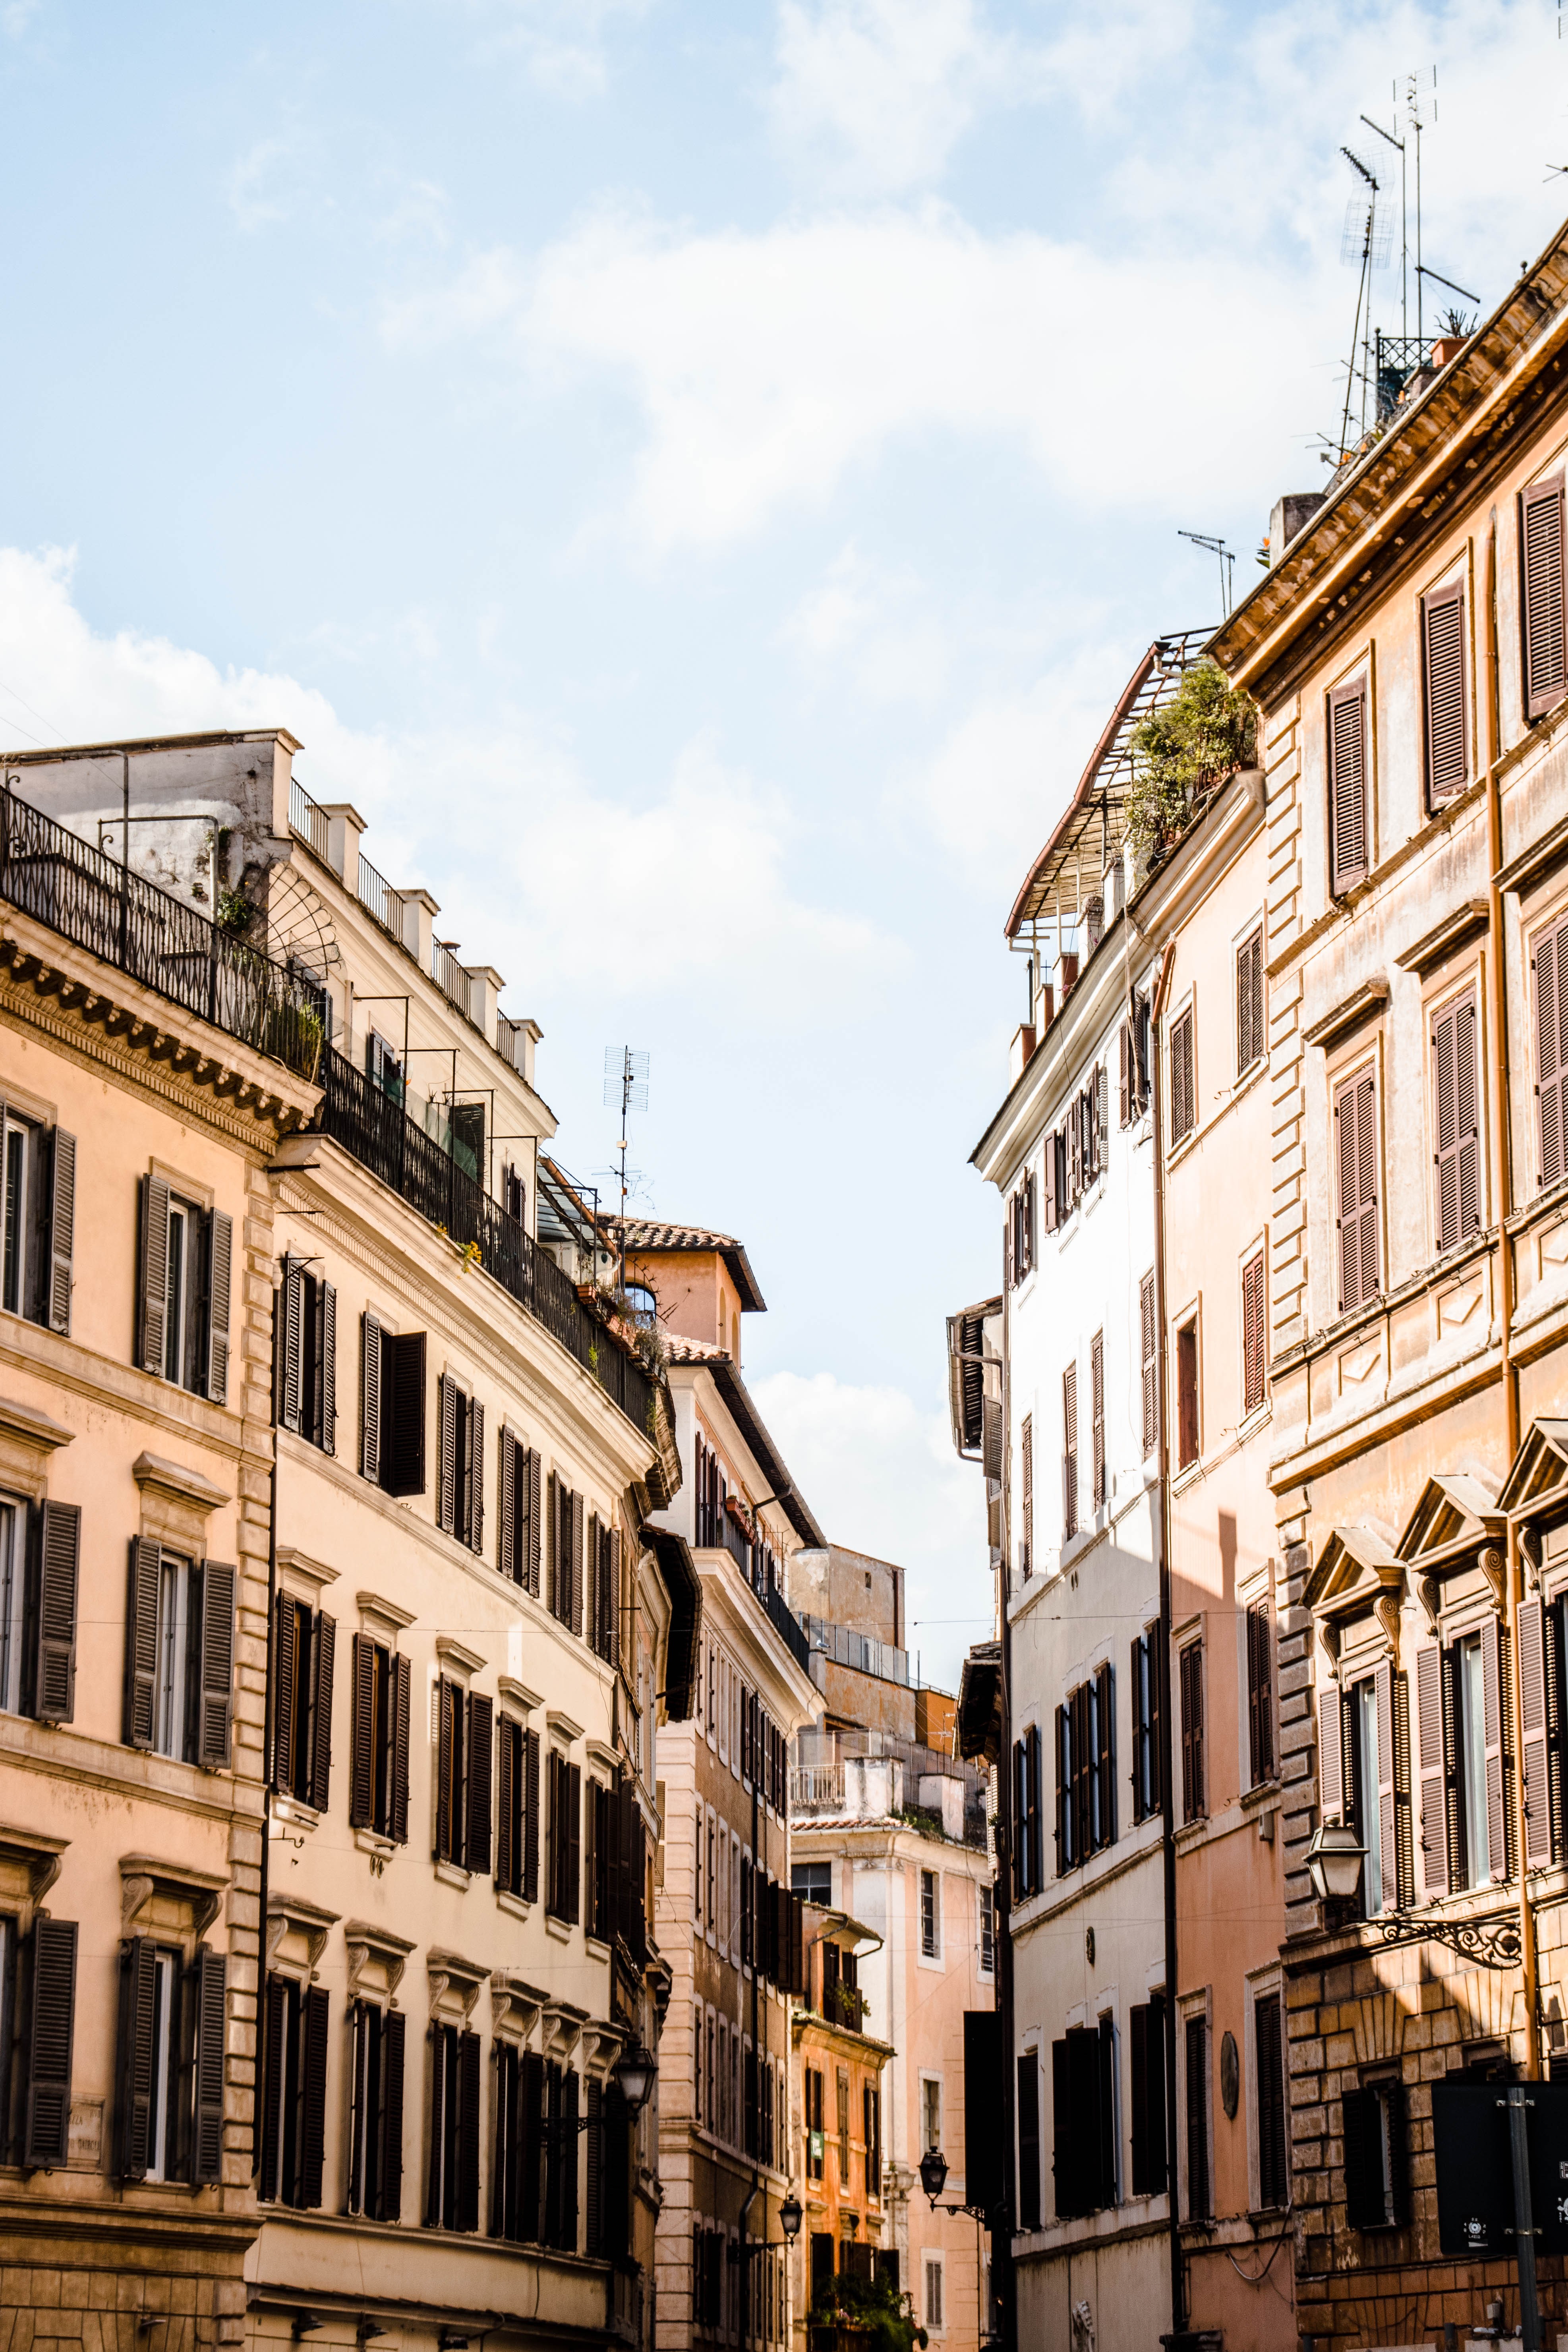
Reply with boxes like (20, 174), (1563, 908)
(1433, 993), (1481, 1251)
(457, 2030), (482, 2233)
(1014, 2049), (1038, 2229)
(1522, 474), (1567, 719)
(1180, 1643), (1205, 1822)
(497, 1715), (517, 1893)
(547, 1474), (558, 1616)
(260, 1975), (285, 2201)
(1376, 1660), (1397, 1913)
(1140, 1271), (1158, 1455)
(523, 1725), (541, 1904)
(1247, 1602), (1272, 1786)
(1385, 2079), (1411, 2225)
(1535, 915), (1568, 1188)
(438, 1375), (457, 1536)
(1334, 1069), (1380, 1311)
(427, 2021), (450, 2226)
(1422, 576), (1470, 803)
(300, 1984), (329, 2209)
(560, 2069), (580, 2250)
(1329, 678), (1369, 891)
(137, 1174), (170, 1376)
(192, 1944), (227, 2187)
(43, 1126), (74, 1336)
(360, 1311), (382, 1482)
(1170, 1007), (1194, 1145)
(206, 1210), (232, 1405)
(316, 1279), (336, 1453)
(1044, 1133), (1058, 1231)
(117, 1935), (157, 2181)
(194, 1560), (236, 1768)
(586, 2078), (604, 2251)
(468, 1399), (484, 1555)
(1071, 1684), (1092, 1861)
(1242, 1251), (1266, 1417)
(32, 1498), (79, 1723)
(348, 2004), (369, 2216)
(1185, 2017), (1210, 2218)
(349, 1634), (374, 1828)
(608, 1529), (621, 1670)
(585, 1515), (599, 1655)
(1237, 928), (1263, 1073)
(1119, 1022), (1132, 1125)
(309, 1612), (335, 1810)
(571, 1491), (585, 1637)
(436, 1677), (458, 1864)
(1548, 1602), (1567, 1862)
(1342, 2085), (1382, 2229)
(1095, 1660), (1114, 1845)
(1018, 1737), (1033, 1893)
(1319, 1682), (1345, 1823)
(1026, 1721), (1044, 1889)
(1482, 1613), (1508, 1882)
(1130, 2003), (1151, 2197)
(383, 1330), (426, 1497)
(25, 1915), (77, 2168)
(1520, 1596), (1552, 1864)
(124, 1537), (161, 1750)
(791, 1891), (806, 1995)
(1063, 1362), (1077, 1536)
(390, 1650), (411, 1844)
(566, 1763), (582, 1923)
(1416, 1641), (1448, 1894)
(527, 1448), (542, 1597)
(499, 1431), (517, 1583)
(468, 1692), (493, 1875)
(382, 2006), (406, 2223)
(1091, 1331), (1104, 1508)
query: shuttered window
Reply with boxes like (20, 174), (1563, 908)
(271, 1594), (336, 1810)
(347, 1999), (405, 2222)
(547, 1748), (582, 1923)
(1344, 2080), (1409, 2230)
(588, 1517), (620, 1665)
(498, 1428), (543, 1594)
(1532, 913), (1568, 1189)
(28, 1497), (79, 1724)
(1415, 1641), (1449, 1898)
(1522, 473), (1568, 720)
(435, 1678), (493, 1875)
(1131, 1627), (1162, 1822)
(1062, 1364), (1078, 1540)
(1129, 1994), (1168, 2196)
(437, 1374), (485, 1554)
(137, 1179), (232, 1403)
(1170, 1007), (1195, 1146)
(1431, 991), (1481, 1252)
(1179, 1641), (1205, 1824)
(115, 1939), (226, 2186)
(1051, 2024), (1116, 2219)
(124, 1545), (234, 1766)
(1016, 2051), (1041, 2231)
(1246, 1599), (1274, 1787)
(493, 2043), (544, 2242)
(1421, 576), (1470, 804)
(1019, 1415), (1033, 1581)
(1255, 1994), (1288, 2210)
(1328, 678), (1369, 893)
(1176, 1318), (1199, 1471)
(277, 1258), (336, 1453)
(348, 1632), (411, 1843)
(360, 1317), (427, 1496)
(496, 1714), (543, 1902)
(1334, 1067), (1381, 1312)
(1185, 2016), (1211, 2220)
(259, 1972), (329, 2209)
(426, 2022), (482, 2234)
(24, 1915), (77, 2169)
(548, 1475), (585, 1634)
(1241, 1248), (1266, 1416)
(0, 1111), (75, 1336)
(1090, 1330), (1105, 1509)
(1236, 926), (1264, 1074)
(1140, 1270), (1158, 1456)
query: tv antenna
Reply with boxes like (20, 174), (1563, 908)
(1405, 66), (1437, 343)
(1177, 530), (1235, 617)
(603, 1047), (649, 1289)
(1337, 147), (1388, 458)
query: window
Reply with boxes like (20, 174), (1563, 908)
(864, 2085), (881, 2197)
(496, 1714), (541, 1901)
(806, 2066), (825, 2180)
(501, 1161), (526, 1224)
(920, 1869), (939, 1959)
(1344, 2077), (1411, 2230)
(1016, 2049), (1040, 2230)
(1131, 1627), (1162, 1823)
(1051, 2020), (1116, 2217)
(1019, 1415), (1032, 1581)
(449, 1101), (485, 1183)
(1184, 2015), (1211, 2219)
(1175, 1317), (1199, 1471)
(1452, 1626), (1503, 1890)
(1129, 1995), (1168, 2196)
(349, 1633), (412, 1844)
(979, 1883), (995, 1976)
(137, 1177), (232, 1401)
(1179, 1641), (1205, 1823)
(1006, 1174), (1036, 1287)
(1242, 1249), (1266, 1416)
(1140, 1270), (1158, 1456)
(347, 1999), (405, 2221)
(1056, 1663), (1115, 1870)
(437, 1374), (485, 1555)
(426, 2021), (482, 2232)
(0, 1496), (77, 1723)
(1431, 992), (1481, 1251)
(1062, 1362), (1078, 1539)
(587, 1515), (621, 1666)
(125, 1544), (234, 1766)
(836, 2068), (851, 2179)
(1237, 925), (1264, 1075)
(1328, 676), (1369, 892)
(793, 1860), (831, 1906)
(1340, 1665), (1406, 1917)
(367, 1030), (404, 1099)
(1522, 471), (1567, 721)
(277, 1258), (336, 1452)
(924, 2257), (944, 2332)
(541, 2061), (580, 2250)
(1254, 1991), (1288, 2211)
(360, 1315), (427, 1496)
(0, 1110), (73, 1335)
(260, 1973), (329, 2208)
(1119, 1011), (1150, 1125)
(1090, 1330), (1105, 1509)
(1334, 1067), (1380, 1310)
(549, 1474), (584, 1634)
(1011, 1724), (1043, 1898)
(1533, 911), (1568, 1188)
(921, 2076), (941, 2153)
(706, 1815), (715, 1933)
(435, 1678), (493, 1875)
(1421, 577), (1470, 804)
(116, 1940), (226, 2186)
(1170, 1006), (1195, 1146)
(546, 1748), (582, 1923)
(1246, 1599), (1275, 1788)
(271, 1594), (336, 1809)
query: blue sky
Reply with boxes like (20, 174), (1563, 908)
(3, 0), (1567, 1690)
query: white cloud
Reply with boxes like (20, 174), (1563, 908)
(457, 0), (652, 99)
(781, 541), (950, 702)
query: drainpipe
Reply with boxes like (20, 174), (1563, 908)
(1149, 940), (1185, 2339)
(257, 1273), (280, 2174)
(996, 1281), (1017, 2351)
(1483, 516), (1539, 2075)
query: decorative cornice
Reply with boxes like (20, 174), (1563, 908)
(435, 1635), (486, 1678)
(342, 1919), (415, 2005)
(358, 1588), (416, 1635)
(276, 1546), (339, 1596)
(1396, 899), (1491, 977)
(427, 1948), (489, 2024)
(498, 1675), (541, 1714)
(267, 1892), (339, 1975)
(0, 1826), (68, 1927)
(1301, 979), (1390, 1053)
(123, 1853), (227, 1942)
(0, 1396), (72, 1453)
(540, 1999), (588, 2063)
(579, 2018), (626, 2084)
(490, 1972), (552, 2046)
(131, 1451), (231, 1513)
(547, 1709), (584, 1745)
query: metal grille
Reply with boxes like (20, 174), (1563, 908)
(288, 779), (331, 865)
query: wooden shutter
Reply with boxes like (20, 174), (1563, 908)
(1482, 1613), (1507, 1883)
(585, 1514), (599, 1655)
(348, 2004), (369, 2216)
(436, 1677), (458, 1863)
(118, 1935), (157, 2181)
(43, 1125), (74, 1336)
(457, 2030), (482, 2233)
(124, 1537), (161, 1750)
(1091, 1332), (1104, 1508)
(547, 1473), (558, 1616)
(566, 1763), (582, 1923)
(1237, 928), (1263, 1074)
(607, 1529), (621, 1670)
(137, 1174), (170, 1376)
(1421, 576), (1470, 803)
(1026, 1721), (1044, 1889)
(1342, 2086), (1382, 2229)
(520, 2049), (545, 2243)
(194, 1560), (236, 1768)
(382, 2006), (406, 2223)
(349, 1634), (374, 1828)
(527, 1448), (542, 1597)
(468, 1399), (484, 1555)
(192, 1944), (227, 2186)
(1241, 1250), (1265, 1415)
(390, 1650), (411, 1844)
(25, 1915), (77, 2168)
(1520, 1596), (1552, 1865)
(32, 1498), (79, 1723)
(360, 1310), (382, 1482)
(260, 1975), (285, 2201)
(438, 1375), (457, 1535)
(1547, 1602), (1567, 1862)
(499, 1431), (517, 1583)
(1246, 1602), (1272, 1786)
(1119, 1023), (1132, 1126)
(1095, 1660), (1114, 1845)
(1535, 916), (1568, 1188)
(1063, 1362), (1077, 1536)
(1020, 1737), (1035, 1893)
(1522, 474), (1567, 718)
(524, 1725), (541, 1903)
(384, 1330), (426, 1496)
(318, 1281), (336, 1455)
(1384, 2079), (1411, 2224)
(468, 1692), (493, 1875)
(1433, 994), (1481, 1251)
(497, 1716), (517, 1893)
(273, 1611), (297, 1799)
(571, 1491), (585, 1637)
(1255, 1994), (1287, 2208)
(1328, 678), (1369, 891)
(308, 1612), (335, 1810)
(560, 2069), (580, 2250)
(1334, 1069), (1380, 1312)
(1012, 2049), (1036, 2230)
(205, 1210), (232, 1406)
(298, 1984), (329, 2210)
(1185, 2017), (1210, 2219)
(1170, 1008), (1193, 1144)
(1140, 1271), (1157, 1455)
(1376, 1660), (1397, 1913)
(1319, 1682), (1345, 1823)
(1044, 1133), (1058, 1231)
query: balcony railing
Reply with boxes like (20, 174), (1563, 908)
(767, 1584), (810, 1677)
(358, 851), (400, 937)
(497, 1014), (525, 1073)
(311, 1048), (655, 1437)
(0, 784), (323, 1080)
(289, 778), (331, 866)
(789, 1765), (845, 1809)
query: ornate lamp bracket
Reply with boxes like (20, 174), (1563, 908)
(1375, 1909), (1522, 1969)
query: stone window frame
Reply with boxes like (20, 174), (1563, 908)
(1243, 1960), (1287, 2218)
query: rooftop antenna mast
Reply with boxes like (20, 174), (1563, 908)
(1360, 107), (1407, 341)
(603, 1047), (649, 1292)
(1176, 530), (1235, 617)
(1338, 147), (1390, 459)
(1406, 66), (1437, 345)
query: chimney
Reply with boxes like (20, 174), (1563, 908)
(1268, 493), (1326, 567)
(319, 802), (367, 887)
(1010, 1023), (1037, 1083)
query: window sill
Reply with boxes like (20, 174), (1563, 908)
(434, 1861), (471, 1891)
(354, 1826), (396, 1865)
(585, 1932), (610, 1957)
(273, 1796), (321, 1834)
(495, 1887), (532, 1922)
(545, 1913), (573, 1944)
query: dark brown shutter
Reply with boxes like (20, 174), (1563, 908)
(438, 1374), (457, 1535)
(300, 1984), (329, 2209)
(1523, 474), (1568, 718)
(1090, 1332), (1105, 1508)
(1376, 1660), (1397, 1912)
(566, 1762), (582, 1923)
(1062, 1361), (1077, 1536)
(360, 1310), (382, 1481)
(527, 1448), (542, 1596)
(468, 1692), (493, 1875)
(497, 1716), (517, 1893)
(1520, 1596), (1552, 1865)
(791, 1891), (805, 1994)
(275, 1602), (299, 1794)
(348, 2003), (368, 2216)
(499, 1430), (517, 1582)
(33, 1498), (79, 1723)
(349, 1633), (374, 1828)
(319, 1280), (336, 1455)
(1334, 1069), (1380, 1311)
(1095, 1660), (1114, 1844)
(25, 1915), (77, 2168)
(425, 2026), (448, 2228)
(138, 1174), (170, 1376)
(309, 1612), (335, 1810)
(193, 1944), (227, 2186)
(390, 1650), (411, 1845)
(1185, 2016), (1210, 2218)
(124, 1537), (161, 1750)
(561, 2068), (580, 2250)
(1119, 1022), (1132, 1126)
(1170, 1007), (1194, 1144)
(1342, 2086), (1381, 2228)
(205, 1209), (233, 1406)
(571, 1491), (585, 1637)
(1385, 2079), (1411, 2224)
(468, 1398), (484, 1555)
(1044, 1133), (1058, 1231)
(260, 1975), (285, 2201)
(524, 1725), (541, 1903)
(384, 1330), (426, 1496)
(547, 1472), (558, 1616)
(118, 1935), (157, 2181)
(1140, 1270), (1157, 1455)
(43, 1126), (74, 1335)
(586, 2078), (604, 2252)
(1535, 916), (1568, 1188)
(584, 1513), (599, 1655)
(1482, 1613), (1507, 1882)
(457, 2030), (481, 2233)
(1329, 678), (1369, 891)
(382, 2006), (406, 2222)
(520, 2049), (544, 2242)
(1255, 1993), (1286, 2208)
(436, 1677), (457, 1863)
(195, 1560), (236, 1768)
(1421, 576), (1470, 803)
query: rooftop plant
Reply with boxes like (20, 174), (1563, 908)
(1124, 658), (1258, 858)
(809, 2267), (928, 2352)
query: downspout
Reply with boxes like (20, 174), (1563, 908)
(257, 1272), (280, 2175)
(1483, 515), (1539, 2074)
(1150, 940), (1184, 2339)
(996, 1277), (1017, 2351)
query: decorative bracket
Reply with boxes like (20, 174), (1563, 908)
(1318, 1616), (1342, 1681)
(1521, 1527), (1544, 1594)
(121, 1855), (227, 1944)
(579, 2018), (626, 2085)
(427, 1947), (488, 2025)
(0, 1828), (69, 1934)
(1479, 1546), (1508, 1612)
(541, 1999), (588, 2064)
(265, 1892), (338, 1976)
(1376, 1908), (1522, 1969)
(343, 1919), (416, 2007)
(1418, 1574), (1442, 1639)
(1373, 1568), (1405, 1662)
(491, 1972), (553, 2047)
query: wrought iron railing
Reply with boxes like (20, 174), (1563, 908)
(431, 939), (475, 1023)
(497, 1014), (525, 1072)
(0, 785), (323, 1079)
(288, 778), (331, 866)
(767, 1585), (810, 1675)
(358, 851), (400, 937)
(311, 1048), (655, 1436)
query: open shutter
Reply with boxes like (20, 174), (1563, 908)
(520, 2050), (545, 2243)
(571, 1491), (585, 1637)
(1096, 1662), (1114, 1846)
(1535, 917), (1568, 1189)
(523, 1725), (541, 1903)
(260, 1976), (285, 2201)
(309, 1612), (336, 1811)
(1433, 1000), (1461, 1251)
(319, 1281), (336, 1455)
(566, 1763), (582, 1923)
(1482, 1613), (1508, 1882)
(608, 1529), (621, 1671)
(33, 1498), (79, 1724)
(137, 1174), (170, 1376)
(1376, 1660), (1397, 1912)
(1520, 1596), (1552, 1865)
(499, 1431), (516, 1583)
(1140, 1271), (1157, 1456)
(457, 2030), (482, 2233)
(192, 1944), (227, 2186)
(1522, 474), (1567, 719)
(497, 1716), (516, 1894)
(360, 1311), (382, 1482)
(468, 1399), (484, 1554)
(547, 1473), (558, 1616)
(561, 2070), (580, 2251)
(1319, 1682), (1345, 1822)
(390, 1650), (411, 1844)
(195, 1560), (236, 1768)
(1242, 1252), (1266, 1417)
(300, 1985), (329, 2209)
(271, 1594), (296, 1791)
(1026, 1721), (1044, 1889)
(24, 1915), (77, 2168)
(1044, 1134), (1058, 1231)
(1329, 678), (1369, 891)
(436, 1677), (457, 1863)
(438, 1375), (457, 1536)
(202, 1209), (232, 1407)
(382, 2006), (406, 2223)
(384, 1330), (426, 1496)
(468, 1692), (493, 1875)
(1119, 1023), (1132, 1126)
(1335, 1071), (1380, 1311)
(348, 2005), (368, 2216)
(527, 1448), (542, 1597)
(1421, 576), (1470, 804)
(1342, 2087), (1381, 2229)
(349, 1634), (374, 1828)
(117, 1935), (157, 2181)
(586, 2078), (603, 2251)
(43, 1126), (74, 1336)
(124, 1537), (161, 1750)
(584, 1514), (599, 1654)
(1548, 1603), (1567, 1862)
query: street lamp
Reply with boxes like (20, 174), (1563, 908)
(918, 2147), (949, 2207)
(613, 2040), (657, 2115)
(779, 2191), (804, 2242)
(1306, 1821), (1366, 1904)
